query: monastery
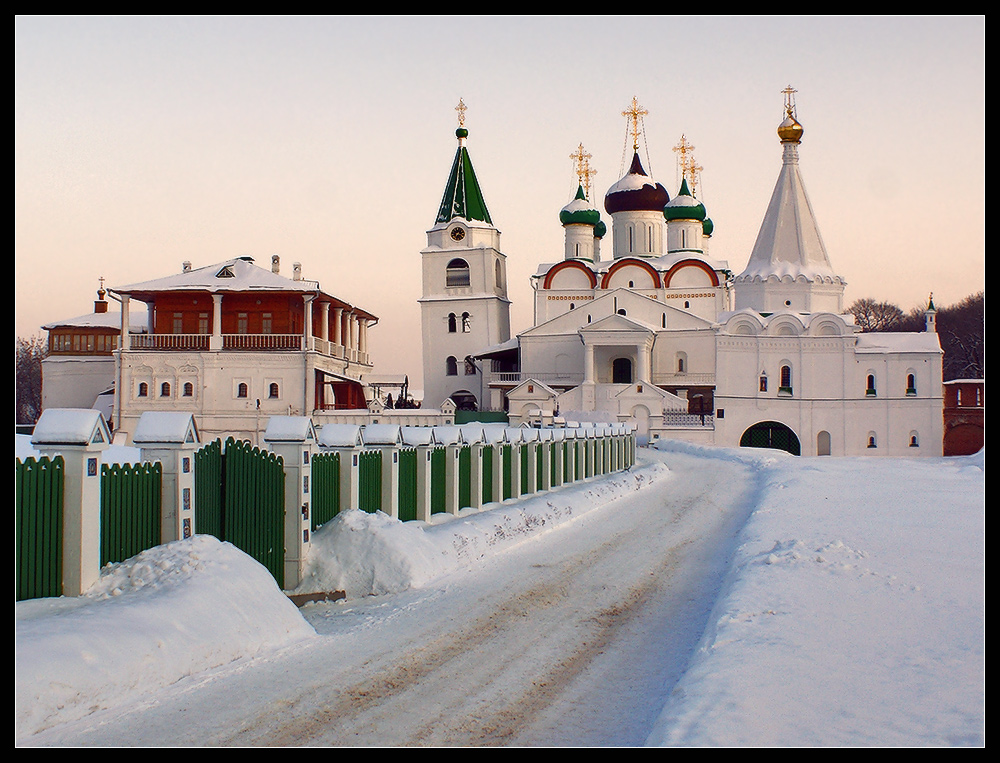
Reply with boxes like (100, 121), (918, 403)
(421, 93), (943, 456)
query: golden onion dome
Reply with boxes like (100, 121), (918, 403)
(777, 114), (803, 143)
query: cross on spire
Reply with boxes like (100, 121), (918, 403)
(672, 134), (703, 194)
(570, 143), (597, 199)
(455, 97), (467, 128)
(622, 96), (648, 152)
(782, 85), (798, 119)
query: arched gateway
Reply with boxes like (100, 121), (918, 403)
(740, 421), (801, 456)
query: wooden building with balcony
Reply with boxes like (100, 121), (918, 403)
(109, 255), (377, 444)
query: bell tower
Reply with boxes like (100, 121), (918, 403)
(419, 99), (511, 411)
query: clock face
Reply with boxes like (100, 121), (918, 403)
(450, 226), (466, 242)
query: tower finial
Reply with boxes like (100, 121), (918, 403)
(672, 134), (703, 196)
(777, 85), (804, 145)
(455, 97), (467, 129)
(781, 85), (798, 120)
(622, 96), (648, 153)
(570, 143), (597, 199)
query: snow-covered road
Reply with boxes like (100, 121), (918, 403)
(26, 448), (758, 747)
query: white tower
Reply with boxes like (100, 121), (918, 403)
(419, 100), (511, 411)
(734, 86), (847, 314)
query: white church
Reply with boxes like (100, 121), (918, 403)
(420, 93), (944, 457)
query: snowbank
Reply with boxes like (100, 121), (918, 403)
(295, 458), (671, 597)
(15, 535), (315, 739)
(646, 443), (985, 747)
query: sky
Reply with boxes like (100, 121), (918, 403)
(15, 16), (985, 387)
(15, 439), (984, 745)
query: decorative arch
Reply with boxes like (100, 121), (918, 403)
(600, 258), (661, 289)
(662, 258), (720, 288)
(740, 421), (801, 456)
(541, 260), (598, 289)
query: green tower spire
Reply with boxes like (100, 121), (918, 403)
(435, 99), (493, 225)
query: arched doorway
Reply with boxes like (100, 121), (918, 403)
(817, 430), (831, 456)
(740, 421), (801, 456)
(612, 357), (633, 384)
(449, 390), (478, 411)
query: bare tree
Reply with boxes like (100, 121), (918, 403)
(16, 334), (47, 425)
(847, 298), (905, 332)
(938, 292), (984, 381)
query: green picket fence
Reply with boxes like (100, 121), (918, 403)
(481, 444), (494, 505)
(358, 450), (382, 513)
(398, 448), (418, 522)
(311, 450), (341, 529)
(431, 446), (447, 514)
(100, 461), (162, 567)
(15, 455), (64, 602)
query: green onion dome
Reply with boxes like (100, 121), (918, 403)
(595, 220), (607, 239)
(702, 217), (714, 236)
(560, 185), (602, 226)
(662, 177), (706, 221)
(604, 152), (669, 214)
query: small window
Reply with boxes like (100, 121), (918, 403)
(238, 313), (248, 334)
(269, 382), (279, 398)
(759, 375), (768, 393)
(199, 313), (209, 334)
(867, 433), (877, 448)
(262, 313), (272, 334)
(909, 434), (919, 447)
(866, 374), (877, 396)
(446, 356), (458, 376)
(138, 382), (148, 398)
(780, 365), (792, 393)
(906, 374), (916, 395)
(495, 259), (503, 288)
(237, 382), (248, 398)
(464, 358), (476, 375)
(462, 312), (471, 333)
(448, 313), (457, 333)
(183, 382), (194, 397)
(173, 313), (183, 334)
(160, 382), (171, 397)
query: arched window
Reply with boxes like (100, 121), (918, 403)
(617, 308), (626, 316)
(269, 383), (279, 398)
(909, 432), (920, 447)
(160, 382), (171, 397)
(612, 357), (633, 384)
(464, 358), (476, 375)
(462, 312), (471, 333)
(866, 374), (877, 396)
(676, 352), (687, 374)
(906, 374), (917, 395)
(780, 365), (792, 393)
(495, 259), (503, 288)
(183, 382), (194, 397)
(138, 382), (148, 398)
(446, 258), (470, 287)
(448, 313), (457, 333)
(446, 356), (458, 376)
(867, 433), (877, 448)
(237, 382), (248, 398)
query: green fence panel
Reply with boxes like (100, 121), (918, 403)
(520, 446), (529, 495)
(358, 450), (382, 514)
(431, 447), (446, 514)
(481, 444), (494, 504)
(311, 451), (341, 529)
(398, 448), (418, 522)
(458, 445), (472, 510)
(550, 442), (559, 487)
(194, 439), (223, 537)
(15, 456), (64, 601)
(502, 445), (512, 500)
(100, 461), (162, 567)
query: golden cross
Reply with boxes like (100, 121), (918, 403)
(622, 96), (648, 152)
(455, 98), (467, 128)
(570, 143), (597, 197)
(782, 85), (797, 119)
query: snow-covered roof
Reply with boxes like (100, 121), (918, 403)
(262, 416), (316, 444)
(133, 412), (200, 445)
(42, 311), (145, 331)
(855, 332), (943, 354)
(317, 424), (364, 448)
(31, 409), (110, 446)
(362, 424), (403, 446)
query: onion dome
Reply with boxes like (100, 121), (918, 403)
(604, 152), (669, 214)
(777, 114), (803, 144)
(595, 220), (607, 238)
(702, 217), (714, 236)
(560, 185), (601, 226)
(662, 177), (706, 222)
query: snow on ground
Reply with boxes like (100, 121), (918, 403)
(14, 442), (985, 746)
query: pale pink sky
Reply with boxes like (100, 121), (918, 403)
(15, 16), (985, 387)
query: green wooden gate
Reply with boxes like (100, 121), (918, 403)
(100, 461), (162, 567)
(194, 438), (286, 587)
(15, 456), (64, 601)
(311, 450), (341, 529)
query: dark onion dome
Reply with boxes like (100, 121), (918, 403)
(604, 152), (669, 214)
(702, 217), (714, 236)
(662, 177), (706, 222)
(595, 220), (607, 238)
(560, 185), (602, 226)
(777, 114), (803, 143)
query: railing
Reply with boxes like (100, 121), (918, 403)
(130, 333), (210, 351)
(662, 412), (715, 428)
(487, 372), (585, 386)
(223, 333), (302, 351)
(650, 372), (715, 386)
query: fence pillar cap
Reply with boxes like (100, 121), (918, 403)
(317, 423), (363, 448)
(133, 411), (201, 446)
(263, 415), (317, 444)
(31, 408), (110, 449)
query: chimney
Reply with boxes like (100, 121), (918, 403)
(271, 254), (280, 274)
(293, 262), (302, 281)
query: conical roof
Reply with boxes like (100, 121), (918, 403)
(736, 118), (840, 283)
(604, 152), (669, 214)
(435, 128), (493, 225)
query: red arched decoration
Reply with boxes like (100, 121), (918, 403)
(541, 260), (599, 290)
(663, 259), (720, 288)
(599, 258), (662, 289)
